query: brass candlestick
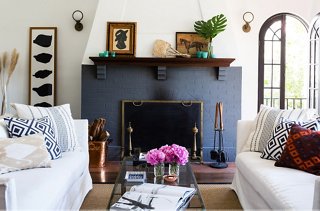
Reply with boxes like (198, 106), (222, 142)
(127, 122), (133, 156)
(192, 122), (198, 160)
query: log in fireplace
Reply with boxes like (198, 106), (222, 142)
(121, 100), (203, 162)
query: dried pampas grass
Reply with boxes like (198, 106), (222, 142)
(0, 49), (19, 115)
(152, 39), (191, 58)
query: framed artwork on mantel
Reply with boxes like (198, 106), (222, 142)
(176, 32), (208, 57)
(29, 27), (57, 107)
(106, 22), (137, 56)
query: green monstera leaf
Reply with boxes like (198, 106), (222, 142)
(194, 14), (227, 41)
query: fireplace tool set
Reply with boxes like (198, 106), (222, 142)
(210, 102), (228, 168)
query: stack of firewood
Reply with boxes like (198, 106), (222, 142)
(88, 118), (110, 142)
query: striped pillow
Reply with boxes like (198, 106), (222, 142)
(11, 103), (79, 152)
(242, 105), (318, 152)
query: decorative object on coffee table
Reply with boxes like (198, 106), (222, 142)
(210, 102), (228, 168)
(88, 118), (110, 167)
(160, 144), (189, 177)
(145, 148), (165, 177)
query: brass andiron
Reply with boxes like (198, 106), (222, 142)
(192, 122), (198, 160)
(127, 122), (133, 156)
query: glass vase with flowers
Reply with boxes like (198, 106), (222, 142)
(160, 144), (189, 177)
(145, 148), (165, 178)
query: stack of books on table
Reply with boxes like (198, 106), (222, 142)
(110, 183), (196, 210)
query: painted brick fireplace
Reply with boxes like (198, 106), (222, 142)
(81, 63), (241, 162)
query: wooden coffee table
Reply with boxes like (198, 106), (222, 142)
(107, 157), (205, 209)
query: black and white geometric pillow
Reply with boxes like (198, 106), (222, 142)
(4, 116), (61, 160)
(261, 119), (320, 161)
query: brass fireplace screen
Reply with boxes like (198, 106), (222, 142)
(121, 100), (203, 162)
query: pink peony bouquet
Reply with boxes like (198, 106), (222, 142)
(145, 148), (166, 165)
(160, 144), (189, 165)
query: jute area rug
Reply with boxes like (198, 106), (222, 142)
(80, 184), (242, 210)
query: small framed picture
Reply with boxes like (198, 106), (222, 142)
(125, 171), (146, 182)
(29, 27), (57, 107)
(106, 22), (137, 56)
(176, 32), (208, 57)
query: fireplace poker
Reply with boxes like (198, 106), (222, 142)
(210, 102), (228, 169)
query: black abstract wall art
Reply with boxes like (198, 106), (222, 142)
(29, 27), (57, 107)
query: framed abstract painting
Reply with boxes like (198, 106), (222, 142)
(106, 22), (137, 56)
(29, 27), (57, 107)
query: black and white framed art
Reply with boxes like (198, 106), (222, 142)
(29, 27), (57, 107)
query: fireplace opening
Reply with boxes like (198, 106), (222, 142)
(121, 100), (203, 161)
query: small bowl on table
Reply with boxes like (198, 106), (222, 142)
(163, 174), (178, 182)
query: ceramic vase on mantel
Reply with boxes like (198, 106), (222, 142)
(154, 163), (164, 178)
(169, 163), (180, 176)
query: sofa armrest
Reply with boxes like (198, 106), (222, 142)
(313, 177), (320, 209)
(236, 120), (255, 155)
(73, 119), (89, 152)
(0, 178), (17, 210)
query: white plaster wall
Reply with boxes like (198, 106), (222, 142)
(1, 0), (319, 120)
(0, 0), (98, 118)
(83, 0), (320, 120)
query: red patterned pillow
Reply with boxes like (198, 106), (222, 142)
(275, 124), (320, 175)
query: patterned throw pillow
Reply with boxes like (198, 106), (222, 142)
(4, 116), (61, 159)
(261, 119), (320, 160)
(275, 124), (320, 175)
(0, 133), (51, 174)
(11, 103), (78, 152)
(242, 105), (318, 152)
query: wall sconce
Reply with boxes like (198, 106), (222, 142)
(72, 10), (84, 31)
(242, 12), (254, 33)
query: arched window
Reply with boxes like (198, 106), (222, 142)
(309, 13), (320, 110)
(258, 13), (309, 109)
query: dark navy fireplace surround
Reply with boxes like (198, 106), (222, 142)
(81, 64), (242, 162)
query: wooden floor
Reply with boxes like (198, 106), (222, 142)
(90, 161), (235, 184)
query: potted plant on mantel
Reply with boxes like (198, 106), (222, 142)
(194, 14), (227, 58)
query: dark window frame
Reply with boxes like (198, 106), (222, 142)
(258, 13), (308, 110)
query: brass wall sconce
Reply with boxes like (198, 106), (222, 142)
(242, 11), (254, 32)
(72, 10), (84, 31)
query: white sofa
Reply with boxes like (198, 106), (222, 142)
(0, 119), (92, 210)
(231, 120), (320, 210)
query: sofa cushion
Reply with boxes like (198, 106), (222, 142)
(261, 119), (320, 160)
(11, 103), (79, 152)
(236, 152), (317, 209)
(4, 116), (61, 160)
(0, 134), (51, 174)
(275, 124), (320, 175)
(0, 119), (9, 138)
(242, 105), (318, 152)
(0, 150), (88, 209)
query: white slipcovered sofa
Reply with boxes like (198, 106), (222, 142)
(0, 119), (92, 210)
(232, 119), (320, 210)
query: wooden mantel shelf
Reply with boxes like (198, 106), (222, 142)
(89, 57), (235, 80)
